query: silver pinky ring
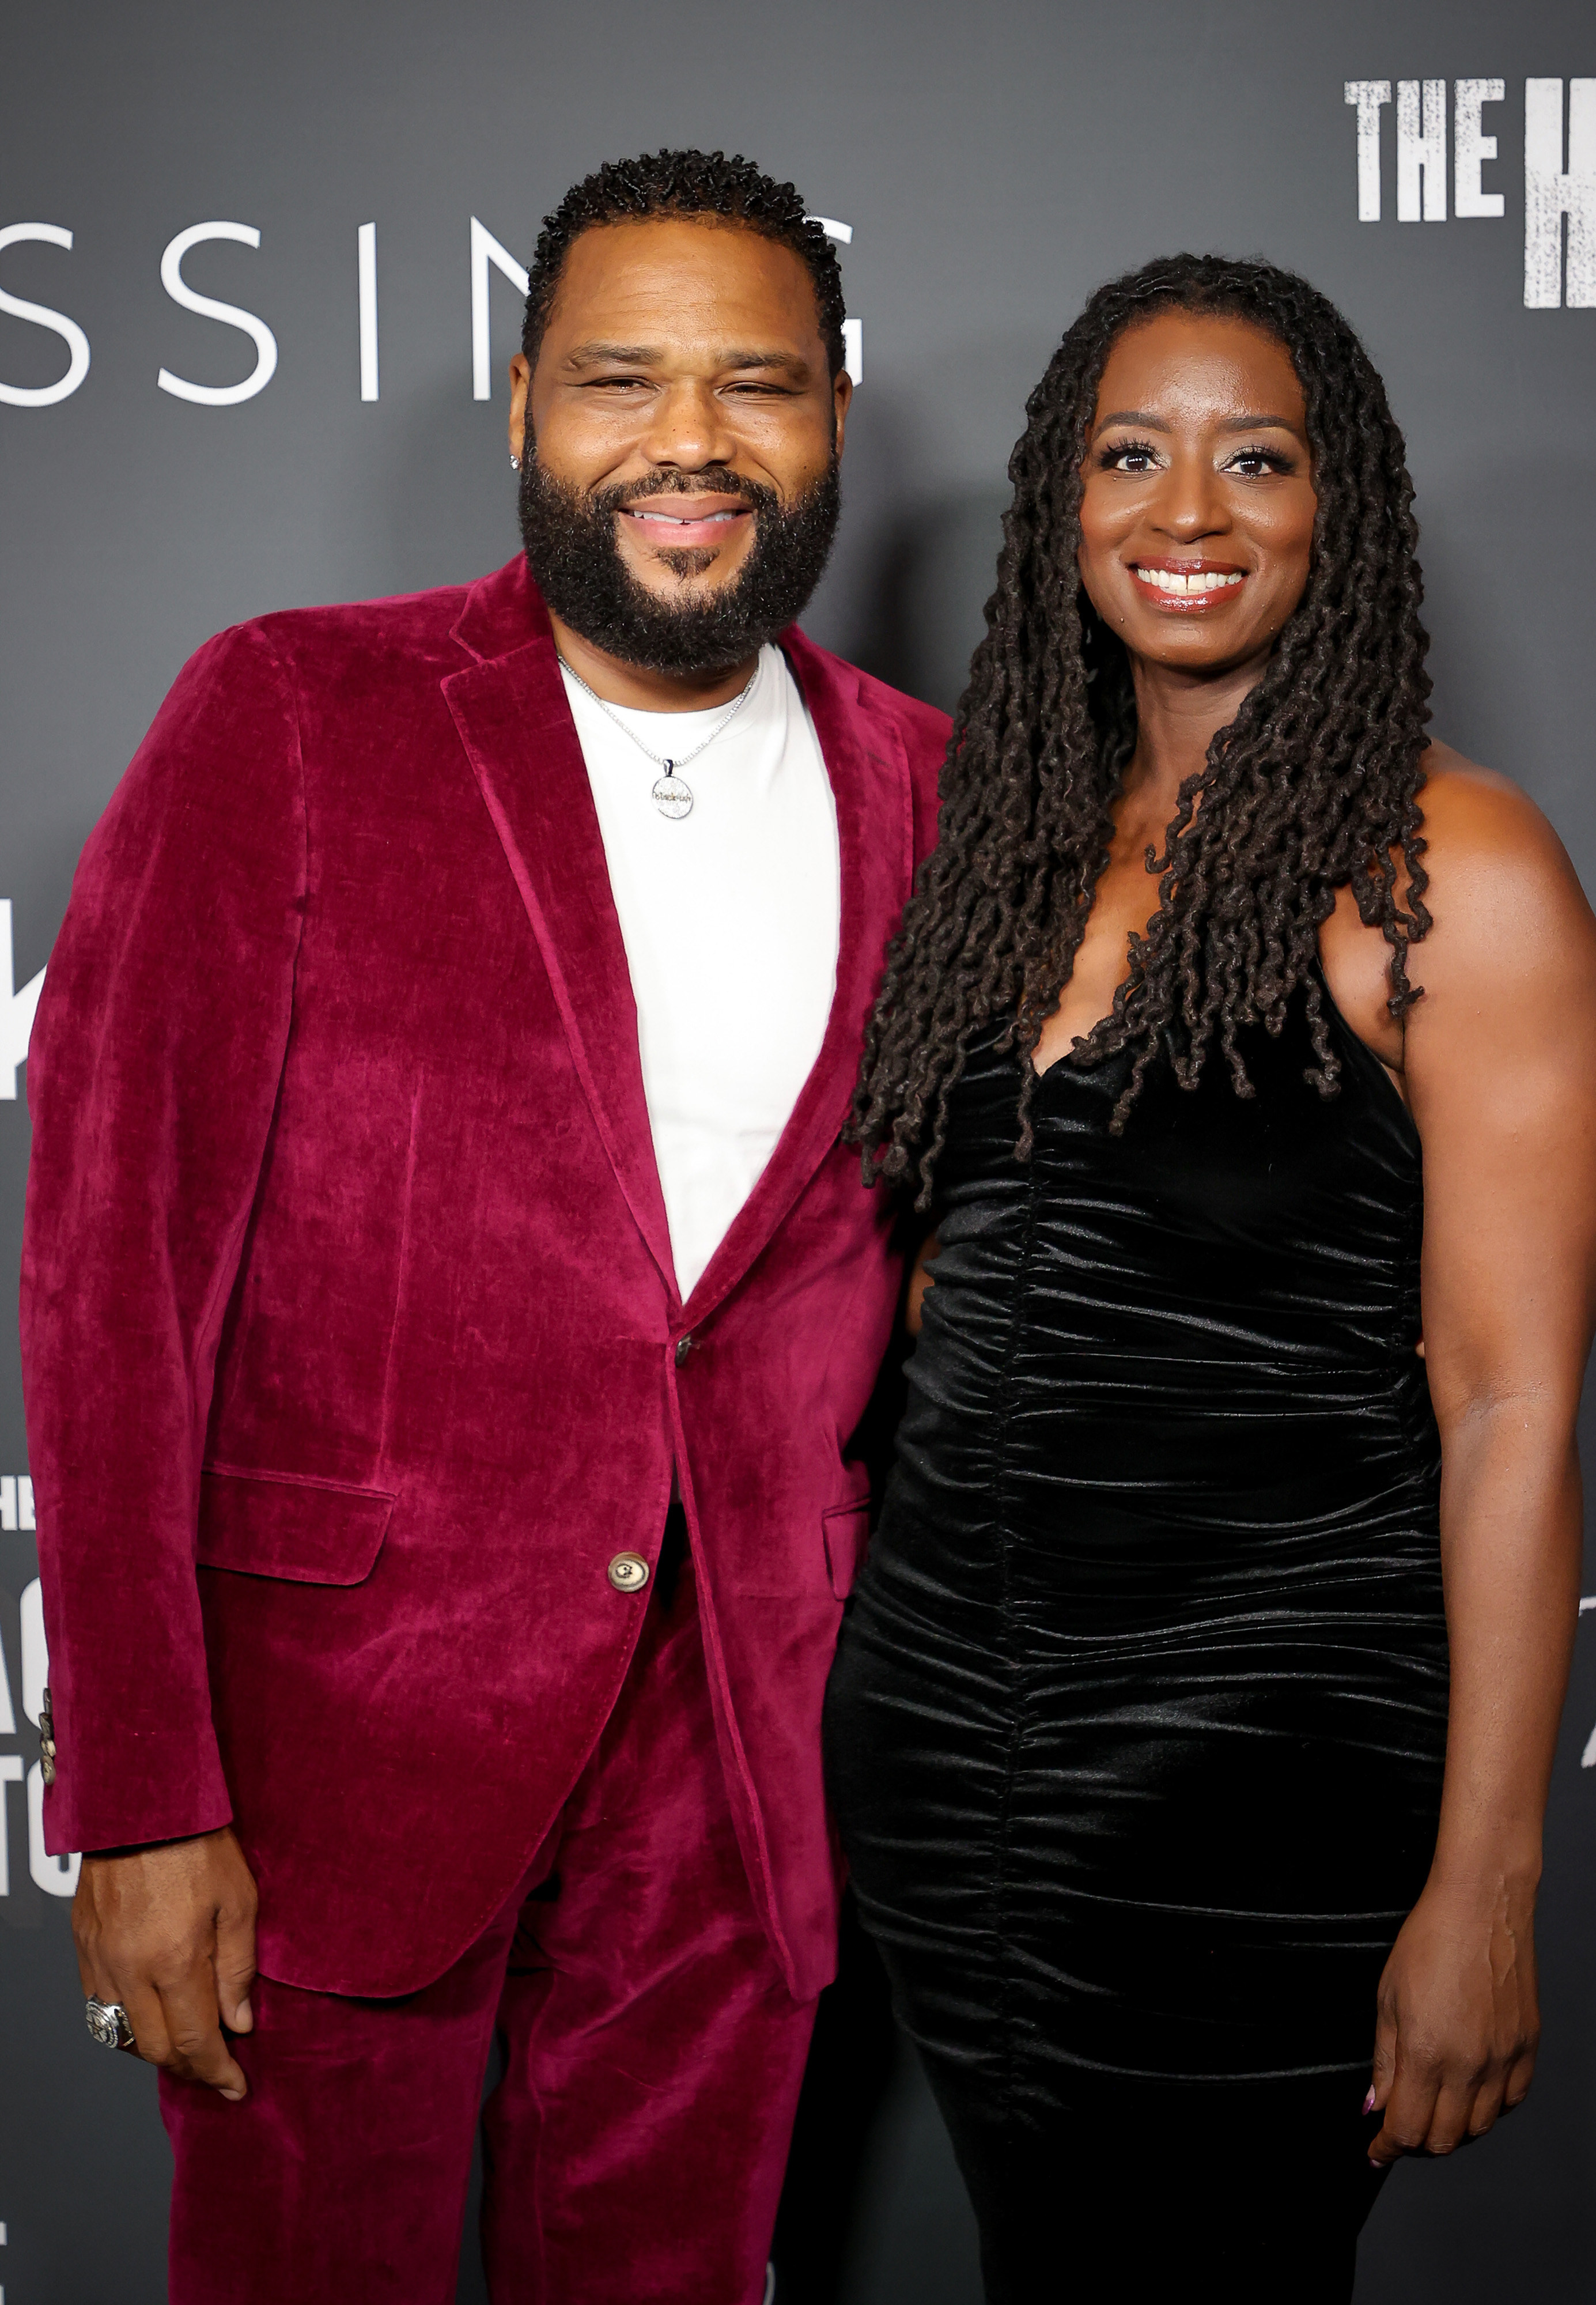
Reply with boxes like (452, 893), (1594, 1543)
(85, 1996), (135, 2050)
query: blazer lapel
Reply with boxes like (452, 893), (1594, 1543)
(682, 630), (916, 1324)
(441, 563), (917, 1324)
(443, 573), (679, 1302)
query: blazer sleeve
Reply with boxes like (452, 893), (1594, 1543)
(20, 622), (307, 1855)
(900, 696), (951, 866)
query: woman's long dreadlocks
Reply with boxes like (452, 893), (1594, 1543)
(847, 253), (1432, 1210)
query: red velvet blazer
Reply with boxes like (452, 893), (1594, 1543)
(21, 557), (947, 2000)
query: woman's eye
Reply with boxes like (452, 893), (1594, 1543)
(1105, 444), (1160, 474)
(1227, 449), (1288, 478)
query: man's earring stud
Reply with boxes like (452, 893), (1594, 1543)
(509, 452), (521, 471)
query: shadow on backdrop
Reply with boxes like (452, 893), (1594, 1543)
(1419, 454), (1596, 864)
(842, 489), (1007, 719)
(377, 383), (520, 602)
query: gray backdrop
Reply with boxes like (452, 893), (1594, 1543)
(2, 3), (1592, 2298)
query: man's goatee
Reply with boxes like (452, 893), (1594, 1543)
(519, 459), (841, 676)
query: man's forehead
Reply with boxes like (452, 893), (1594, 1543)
(549, 217), (819, 337)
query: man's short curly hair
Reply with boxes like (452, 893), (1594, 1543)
(521, 149), (846, 379)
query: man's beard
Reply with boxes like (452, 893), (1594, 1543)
(518, 458), (841, 676)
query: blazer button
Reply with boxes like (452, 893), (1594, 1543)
(674, 1335), (693, 1366)
(607, 1552), (650, 1593)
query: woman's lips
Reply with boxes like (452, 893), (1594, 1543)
(1129, 559), (1247, 611)
(622, 502), (752, 550)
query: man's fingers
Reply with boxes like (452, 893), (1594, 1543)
(107, 1974), (249, 2100)
(213, 1906), (258, 2034)
(111, 1955), (249, 2099)
(114, 1976), (173, 2068)
(210, 1828), (260, 2033)
(164, 2013), (249, 2099)
(154, 1968), (249, 2099)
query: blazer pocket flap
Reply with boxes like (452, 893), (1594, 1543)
(822, 1499), (871, 1601)
(196, 1469), (395, 1586)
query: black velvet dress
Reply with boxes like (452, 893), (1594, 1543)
(825, 981), (1449, 2302)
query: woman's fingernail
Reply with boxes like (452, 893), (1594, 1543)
(1363, 2088), (1376, 2114)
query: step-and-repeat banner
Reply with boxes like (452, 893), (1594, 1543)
(2, 3), (1591, 2299)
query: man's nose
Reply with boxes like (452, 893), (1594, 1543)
(640, 379), (736, 471)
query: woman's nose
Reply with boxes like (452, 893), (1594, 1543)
(1153, 452), (1228, 541)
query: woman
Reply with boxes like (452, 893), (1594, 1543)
(826, 254), (1596, 2300)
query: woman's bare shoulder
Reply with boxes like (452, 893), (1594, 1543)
(1419, 740), (1562, 863)
(1323, 741), (1595, 1076)
(1413, 739), (1596, 1002)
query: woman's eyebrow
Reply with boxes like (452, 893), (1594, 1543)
(1219, 411), (1302, 432)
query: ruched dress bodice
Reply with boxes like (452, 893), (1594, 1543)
(826, 978), (1449, 2103)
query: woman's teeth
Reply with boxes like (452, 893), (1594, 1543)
(1136, 567), (1245, 594)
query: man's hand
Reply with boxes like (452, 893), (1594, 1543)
(1366, 1873), (1540, 2168)
(72, 1826), (258, 2099)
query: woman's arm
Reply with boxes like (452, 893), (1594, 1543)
(906, 1230), (941, 1336)
(1366, 762), (1596, 2168)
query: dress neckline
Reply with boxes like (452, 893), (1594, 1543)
(1015, 957), (1418, 1147)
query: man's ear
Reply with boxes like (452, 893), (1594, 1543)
(832, 368), (853, 462)
(508, 353), (532, 465)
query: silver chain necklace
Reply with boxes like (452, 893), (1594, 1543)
(559, 657), (758, 820)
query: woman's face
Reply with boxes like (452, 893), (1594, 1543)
(1076, 310), (1317, 675)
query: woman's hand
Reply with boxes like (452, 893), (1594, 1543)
(1367, 1871), (1540, 2167)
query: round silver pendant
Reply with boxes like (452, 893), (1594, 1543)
(651, 773), (693, 820)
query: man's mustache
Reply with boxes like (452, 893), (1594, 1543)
(583, 470), (781, 518)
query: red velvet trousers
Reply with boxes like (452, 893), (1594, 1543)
(160, 1552), (816, 2303)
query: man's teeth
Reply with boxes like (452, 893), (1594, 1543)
(1137, 566), (1245, 595)
(632, 508), (740, 526)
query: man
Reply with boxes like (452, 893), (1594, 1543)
(21, 150), (947, 2304)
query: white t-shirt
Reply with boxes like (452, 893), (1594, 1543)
(560, 645), (841, 1301)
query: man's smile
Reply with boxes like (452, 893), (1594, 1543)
(621, 495), (754, 550)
